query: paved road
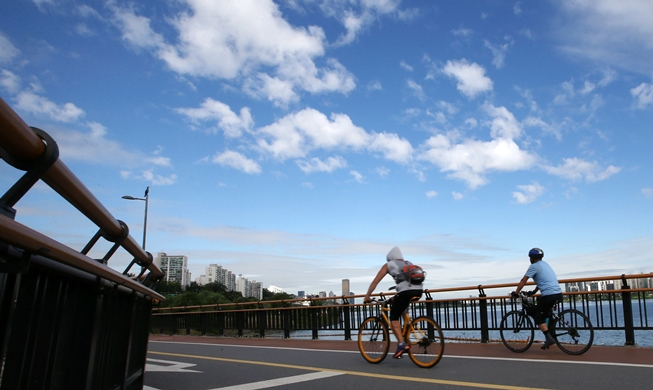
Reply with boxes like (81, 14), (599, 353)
(145, 336), (653, 390)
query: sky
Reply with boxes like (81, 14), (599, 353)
(1, 0), (653, 299)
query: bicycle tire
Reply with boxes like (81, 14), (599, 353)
(500, 310), (535, 353)
(406, 316), (445, 368)
(358, 316), (390, 363)
(552, 309), (594, 355)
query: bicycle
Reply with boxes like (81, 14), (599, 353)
(357, 289), (445, 368)
(499, 291), (594, 355)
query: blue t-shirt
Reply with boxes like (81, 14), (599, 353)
(525, 260), (561, 296)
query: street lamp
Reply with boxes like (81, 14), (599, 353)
(122, 186), (149, 250)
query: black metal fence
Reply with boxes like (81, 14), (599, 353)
(151, 284), (653, 347)
(1, 98), (164, 389)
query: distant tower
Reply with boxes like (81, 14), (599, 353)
(342, 279), (350, 303)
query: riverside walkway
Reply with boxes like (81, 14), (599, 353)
(145, 335), (653, 390)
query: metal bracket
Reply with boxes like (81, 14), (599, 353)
(0, 127), (60, 220)
(478, 285), (486, 296)
(621, 274), (630, 289)
(424, 291), (433, 300)
(81, 220), (130, 264)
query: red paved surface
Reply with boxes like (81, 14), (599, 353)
(149, 335), (653, 365)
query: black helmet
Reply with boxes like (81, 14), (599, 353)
(528, 247), (544, 259)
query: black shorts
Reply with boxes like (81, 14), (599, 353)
(389, 289), (423, 321)
(533, 293), (562, 325)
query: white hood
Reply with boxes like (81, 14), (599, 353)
(386, 246), (403, 262)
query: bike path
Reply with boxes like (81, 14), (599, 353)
(149, 334), (653, 366)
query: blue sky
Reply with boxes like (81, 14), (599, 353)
(1, 0), (652, 297)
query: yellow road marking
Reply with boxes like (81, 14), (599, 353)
(149, 351), (550, 390)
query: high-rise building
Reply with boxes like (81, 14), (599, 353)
(155, 252), (191, 288)
(342, 279), (350, 297)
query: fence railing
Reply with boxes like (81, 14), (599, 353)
(0, 97), (164, 390)
(151, 273), (653, 347)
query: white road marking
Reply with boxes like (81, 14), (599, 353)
(208, 371), (345, 390)
(146, 358), (203, 372)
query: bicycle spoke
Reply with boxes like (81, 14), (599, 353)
(500, 310), (534, 353)
(553, 309), (594, 355)
(407, 316), (444, 368)
(358, 316), (390, 363)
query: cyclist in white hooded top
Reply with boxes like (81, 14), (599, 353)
(364, 246), (424, 358)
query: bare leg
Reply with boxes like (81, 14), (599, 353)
(391, 320), (404, 344)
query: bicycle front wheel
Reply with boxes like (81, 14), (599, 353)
(358, 316), (390, 363)
(406, 316), (445, 368)
(500, 310), (534, 353)
(552, 309), (594, 355)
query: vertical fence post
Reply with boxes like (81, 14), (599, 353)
(282, 303), (290, 338)
(620, 275), (636, 346)
(425, 291), (434, 321)
(311, 307), (318, 339)
(258, 304), (266, 338)
(343, 297), (351, 340)
(478, 285), (489, 343)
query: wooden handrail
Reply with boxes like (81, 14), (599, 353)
(0, 97), (162, 280)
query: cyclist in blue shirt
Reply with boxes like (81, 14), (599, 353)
(511, 248), (563, 349)
(364, 246), (423, 359)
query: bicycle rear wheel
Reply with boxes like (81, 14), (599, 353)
(500, 310), (534, 353)
(552, 309), (594, 355)
(358, 316), (390, 363)
(406, 316), (445, 368)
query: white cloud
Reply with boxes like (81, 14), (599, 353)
(483, 38), (512, 68)
(451, 27), (472, 37)
(256, 108), (369, 160)
(321, 0), (404, 46)
(368, 132), (413, 164)
(543, 158), (620, 182)
(375, 166), (390, 177)
(400, 60), (413, 72)
(141, 169), (178, 185)
(350, 170), (363, 183)
(367, 80), (382, 91)
(0, 34), (20, 63)
(420, 135), (535, 189)
(110, 0), (355, 106)
(296, 156), (347, 173)
(15, 91), (85, 122)
(643, 188), (653, 199)
(442, 59), (493, 99)
(406, 79), (425, 100)
(426, 190), (437, 198)
(452, 191), (464, 200)
(53, 122), (174, 173)
(418, 104), (535, 189)
(556, 0), (653, 75)
(0, 69), (21, 94)
(212, 150), (261, 174)
(176, 98), (253, 137)
(512, 182), (544, 204)
(631, 83), (653, 109)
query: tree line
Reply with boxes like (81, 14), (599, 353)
(154, 281), (295, 308)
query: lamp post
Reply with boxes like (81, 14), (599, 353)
(122, 186), (149, 250)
